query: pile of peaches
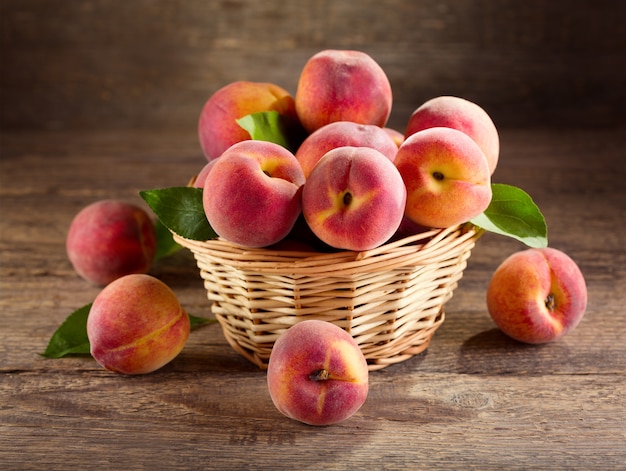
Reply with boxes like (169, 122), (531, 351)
(192, 49), (498, 252)
(60, 49), (588, 427)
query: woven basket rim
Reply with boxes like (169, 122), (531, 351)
(172, 224), (482, 276)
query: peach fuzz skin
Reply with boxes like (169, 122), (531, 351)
(384, 127), (405, 147)
(405, 95), (500, 175)
(295, 121), (398, 178)
(267, 320), (369, 426)
(486, 248), (587, 344)
(192, 159), (217, 188)
(87, 274), (190, 375)
(203, 140), (305, 248)
(198, 81), (299, 161)
(394, 127), (492, 229)
(302, 146), (407, 251)
(295, 49), (392, 134)
(66, 200), (157, 286)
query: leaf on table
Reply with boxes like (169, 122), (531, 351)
(237, 110), (307, 153)
(41, 303), (216, 359)
(471, 183), (548, 248)
(140, 187), (217, 241)
(189, 314), (218, 328)
(40, 303), (92, 358)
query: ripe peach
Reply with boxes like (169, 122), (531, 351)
(87, 274), (190, 374)
(302, 146), (406, 251)
(486, 248), (588, 344)
(295, 121), (398, 178)
(267, 320), (369, 426)
(66, 200), (157, 286)
(203, 140), (305, 248)
(198, 81), (299, 161)
(295, 49), (393, 134)
(405, 95), (500, 174)
(192, 160), (217, 188)
(394, 127), (492, 228)
(384, 127), (405, 147)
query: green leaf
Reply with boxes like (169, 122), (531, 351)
(189, 314), (218, 328)
(40, 303), (92, 358)
(41, 303), (216, 359)
(471, 183), (548, 248)
(154, 218), (182, 261)
(140, 187), (217, 241)
(237, 111), (307, 153)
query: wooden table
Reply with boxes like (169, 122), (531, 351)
(1, 126), (624, 470)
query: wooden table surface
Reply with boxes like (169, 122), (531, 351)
(1, 126), (625, 470)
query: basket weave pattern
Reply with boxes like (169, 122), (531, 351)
(174, 224), (481, 371)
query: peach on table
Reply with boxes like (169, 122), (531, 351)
(267, 320), (369, 426)
(486, 248), (588, 344)
(87, 274), (190, 375)
(66, 200), (157, 286)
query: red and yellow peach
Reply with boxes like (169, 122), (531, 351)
(486, 248), (588, 344)
(202, 140), (305, 248)
(87, 274), (190, 375)
(384, 127), (405, 147)
(267, 320), (369, 426)
(295, 49), (392, 134)
(302, 146), (407, 251)
(295, 121), (398, 178)
(394, 127), (492, 229)
(405, 95), (500, 175)
(198, 81), (299, 161)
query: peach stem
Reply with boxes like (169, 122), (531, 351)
(309, 369), (330, 381)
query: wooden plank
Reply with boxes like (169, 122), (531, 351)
(1, 125), (625, 469)
(1, 1), (624, 131)
(1, 372), (623, 469)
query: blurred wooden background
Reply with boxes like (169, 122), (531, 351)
(1, 5), (625, 469)
(1, 0), (625, 135)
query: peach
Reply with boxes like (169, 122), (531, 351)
(384, 127), (405, 147)
(295, 121), (398, 178)
(203, 140), (305, 248)
(192, 160), (217, 188)
(295, 49), (392, 134)
(87, 274), (190, 374)
(405, 95), (500, 174)
(486, 248), (588, 344)
(394, 127), (492, 228)
(198, 81), (299, 161)
(302, 146), (406, 251)
(66, 200), (157, 286)
(267, 320), (369, 426)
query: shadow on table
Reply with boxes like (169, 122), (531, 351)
(457, 328), (572, 375)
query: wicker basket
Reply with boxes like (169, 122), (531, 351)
(173, 224), (481, 371)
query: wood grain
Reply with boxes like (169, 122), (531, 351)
(1, 1), (625, 468)
(1, 0), (624, 132)
(1, 128), (624, 470)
